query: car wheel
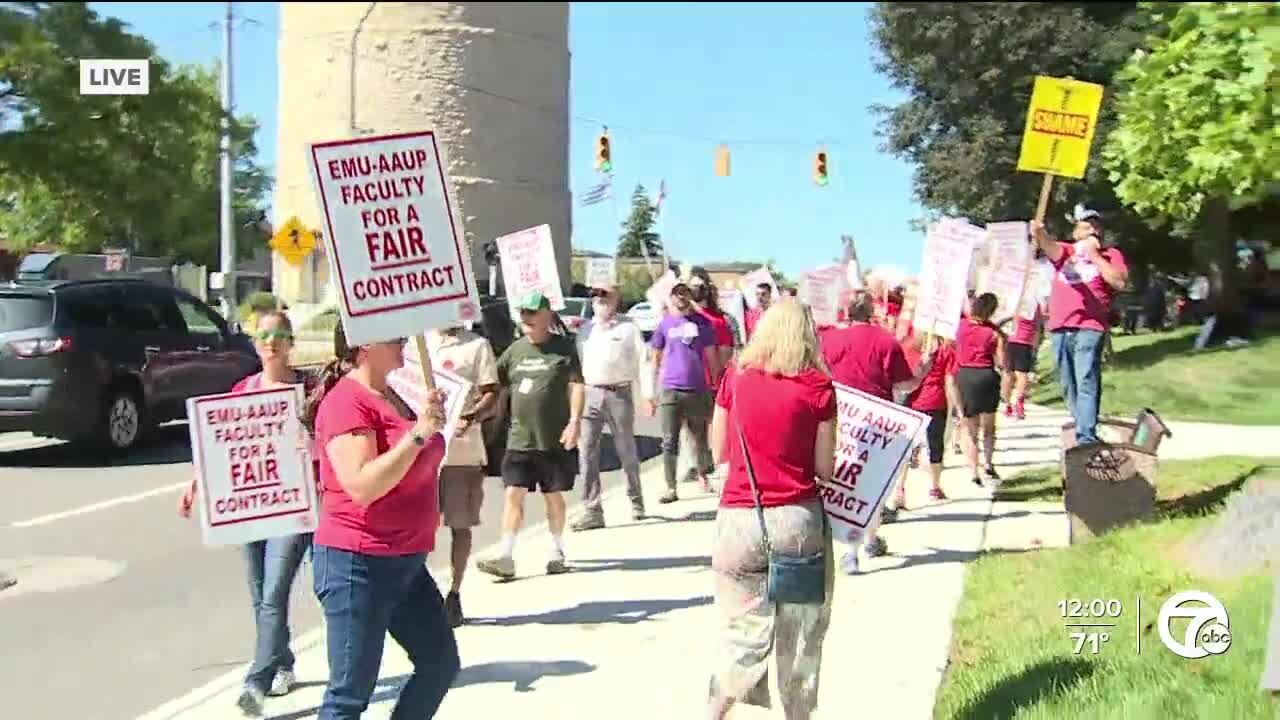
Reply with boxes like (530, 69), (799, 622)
(101, 388), (145, 452)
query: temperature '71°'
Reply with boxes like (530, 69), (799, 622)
(1071, 631), (1110, 655)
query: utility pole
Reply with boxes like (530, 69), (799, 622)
(219, 1), (237, 319)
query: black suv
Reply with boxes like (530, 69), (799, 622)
(0, 279), (260, 452)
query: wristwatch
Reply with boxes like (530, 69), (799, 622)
(411, 431), (426, 447)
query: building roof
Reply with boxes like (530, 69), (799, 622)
(701, 261), (764, 274)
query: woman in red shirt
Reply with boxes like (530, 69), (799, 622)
(954, 293), (1006, 486)
(895, 331), (959, 508)
(178, 311), (317, 716)
(303, 324), (455, 720)
(707, 300), (836, 720)
(1001, 304), (1042, 420)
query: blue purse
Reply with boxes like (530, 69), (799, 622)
(734, 416), (827, 605)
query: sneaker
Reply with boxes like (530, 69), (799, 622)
(929, 486), (948, 501)
(570, 513), (606, 532)
(236, 686), (265, 717)
(984, 466), (1001, 482)
(865, 536), (889, 558)
(1015, 401), (1026, 420)
(476, 555), (515, 581)
(972, 475), (983, 487)
(681, 467), (700, 484)
(631, 499), (646, 521)
(840, 551), (860, 575)
(1004, 403), (1014, 418)
(546, 551), (569, 575)
(267, 668), (295, 697)
(659, 490), (679, 504)
(880, 506), (899, 524)
(444, 591), (464, 628)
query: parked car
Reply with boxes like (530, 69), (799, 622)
(626, 301), (662, 335)
(0, 279), (261, 452)
(557, 296), (593, 333)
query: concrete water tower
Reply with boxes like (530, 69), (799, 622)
(272, 2), (571, 306)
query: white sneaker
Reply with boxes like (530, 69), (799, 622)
(268, 668), (295, 697)
(840, 551), (861, 575)
(236, 686), (265, 717)
(546, 549), (568, 575)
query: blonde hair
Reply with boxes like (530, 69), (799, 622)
(738, 299), (830, 377)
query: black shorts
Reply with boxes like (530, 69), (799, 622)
(956, 367), (1001, 418)
(501, 449), (577, 493)
(1006, 342), (1034, 373)
(923, 407), (949, 464)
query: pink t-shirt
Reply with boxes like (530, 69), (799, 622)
(313, 376), (446, 556)
(1011, 307), (1041, 345)
(1048, 242), (1128, 332)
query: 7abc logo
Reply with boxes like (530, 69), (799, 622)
(1157, 590), (1232, 659)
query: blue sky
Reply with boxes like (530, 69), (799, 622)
(90, 2), (924, 277)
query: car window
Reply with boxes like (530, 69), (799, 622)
(0, 295), (54, 332)
(174, 296), (223, 336)
(57, 290), (116, 329)
(115, 294), (178, 333)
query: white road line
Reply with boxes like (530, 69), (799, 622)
(134, 459), (666, 720)
(9, 481), (190, 528)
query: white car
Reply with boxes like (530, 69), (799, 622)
(626, 301), (662, 334)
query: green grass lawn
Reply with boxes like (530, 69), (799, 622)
(936, 456), (1280, 719)
(1028, 326), (1280, 426)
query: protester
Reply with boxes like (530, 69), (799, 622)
(820, 290), (933, 571)
(305, 324), (457, 720)
(1001, 302), (1043, 421)
(650, 282), (721, 503)
(743, 282), (773, 342)
(707, 299), (837, 720)
(1031, 207), (1129, 445)
(955, 293), (1006, 486)
(570, 284), (651, 531)
(425, 324), (500, 628)
(896, 329), (958, 508)
(477, 292), (584, 579)
(178, 311), (315, 718)
(683, 267), (737, 487)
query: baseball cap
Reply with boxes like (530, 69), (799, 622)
(514, 291), (551, 312)
(1069, 204), (1103, 223)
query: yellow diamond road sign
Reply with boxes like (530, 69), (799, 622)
(1016, 75), (1105, 180)
(271, 216), (316, 266)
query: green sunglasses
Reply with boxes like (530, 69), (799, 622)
(254, 329), (294, 342)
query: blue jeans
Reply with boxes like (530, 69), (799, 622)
(312, 545), (460, 720)
(1052, 329), (1106, 444)
(243, 533), (311, 693)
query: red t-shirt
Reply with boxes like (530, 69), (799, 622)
(1048, 242), (1128, 332)
(956, 319), (999, 368)
(820, 323), (913, 400)
(313, 376), (446, 556)
(743, 307), (764, 341)
(902, 341), (957, 412)
(716, 364), (836, 509)
(697, 306), (734, 387)
(1010, 307), (1041, 346)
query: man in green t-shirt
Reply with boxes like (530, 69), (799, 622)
(477, 292), (585, 580)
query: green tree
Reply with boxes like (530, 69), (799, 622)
(1103, 2), (1278, 303)
(868, 3), (1188, 278)
(617, 184), (664, 260)
(0, 2), (271, 265)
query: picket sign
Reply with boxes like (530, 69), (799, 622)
(188, 384), (318, 546)
(799, 265), (848, 326)
(308, 129), (487, 395)
(740, 267), (779, 310)
(495, 224), (566, 317)
(913, 218), (983, 341)
(645, 269), (680, 313)
(819, 383), (931, 546)
(387, 346), (473, 447)
(982, 221), (1037, 322)
(583, 257), (617, 288)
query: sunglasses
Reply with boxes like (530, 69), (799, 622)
(254, 329), (294, 342)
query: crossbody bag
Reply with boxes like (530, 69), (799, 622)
(733, 412), (827, 605)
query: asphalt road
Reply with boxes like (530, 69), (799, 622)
(0, 414), (662, 720)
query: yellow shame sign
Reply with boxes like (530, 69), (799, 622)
(1016, 75), (1105, 180)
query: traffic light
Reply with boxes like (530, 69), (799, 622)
(594, 132), (612, 173)
(813, 150), (829, 186)
(715, 144), (731, 177)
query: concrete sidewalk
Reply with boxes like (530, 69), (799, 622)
(139, 408), (1069, 720)
(153, 402), (1273, 719)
